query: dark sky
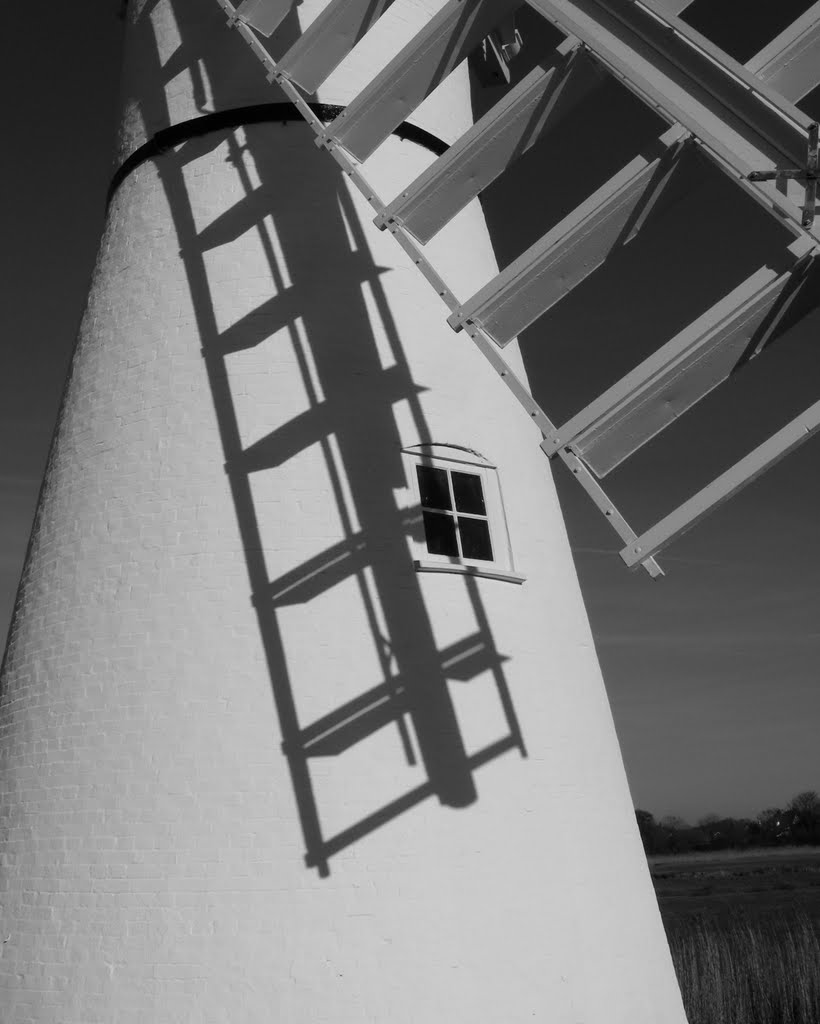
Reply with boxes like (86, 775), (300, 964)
(1, 0), (818, 823)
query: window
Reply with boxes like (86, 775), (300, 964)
(403, 444), (524, 584)
(417, 464), (494, 562)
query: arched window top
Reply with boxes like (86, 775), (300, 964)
(401, 444), (524, 585)
(403, 442), (495, 468)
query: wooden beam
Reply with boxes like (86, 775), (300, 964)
(448, 127), (688, 346)
(747, 1), (820, 103)
(544, 243), (819, 476)
(376, 43), (604, 243)
(620, 398), (820, 567)
(233, 0), (292, 36)
(558, 448), (665, 577)
(276, 0), (399, 92)
(323, 0), (520, 161)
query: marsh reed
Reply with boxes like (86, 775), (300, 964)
(667, 913), (820, 1024)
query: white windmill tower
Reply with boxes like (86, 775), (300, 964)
(2, 0), (820, 1021)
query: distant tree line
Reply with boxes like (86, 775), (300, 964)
(635, 790), (820, 855)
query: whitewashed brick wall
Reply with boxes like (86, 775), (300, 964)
(0, 2), (687, 1021)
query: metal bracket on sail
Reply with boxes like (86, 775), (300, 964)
(747, 122), (819, 228)
(473, 15), (524, 86)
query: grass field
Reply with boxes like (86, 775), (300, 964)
(649, 848), (820, 1023)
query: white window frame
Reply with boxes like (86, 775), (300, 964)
(402, 444), (525, 584)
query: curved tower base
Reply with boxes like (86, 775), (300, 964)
(0, 2), (687, 1021)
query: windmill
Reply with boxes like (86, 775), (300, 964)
(1, 0), (819, 1021)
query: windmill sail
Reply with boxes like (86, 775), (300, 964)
(217, 0), (820, 572)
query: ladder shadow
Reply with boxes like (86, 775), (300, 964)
(129, 0), (526, 877)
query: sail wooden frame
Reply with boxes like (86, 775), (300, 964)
(216, 0), (820, 574)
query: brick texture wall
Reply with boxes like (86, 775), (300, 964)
(0, 2), (687, 1021)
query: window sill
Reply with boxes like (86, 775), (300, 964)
(414, 559), (526, 584)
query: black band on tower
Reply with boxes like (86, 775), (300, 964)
(107, 103), (449, 203)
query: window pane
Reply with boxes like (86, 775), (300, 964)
(458, 517), (493, 561)
(416, 465), (452, 510)
(422, 511), (459, 556)
(452, 471), (486, 515)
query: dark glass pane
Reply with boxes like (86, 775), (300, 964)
(458, 517), (493, 561)
(416, 465), (451, 510)
(451, 472), (486, 515)
(422, 511), (459, 556)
